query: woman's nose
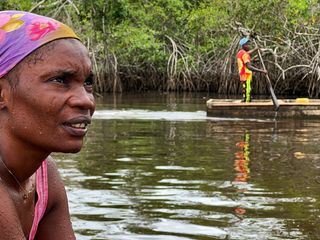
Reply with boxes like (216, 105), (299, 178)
(68, 86), (95, 115)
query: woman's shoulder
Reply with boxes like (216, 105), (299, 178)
(45, 155), (58, 171)
(36, 156), (75, 239)
(45, 156), (64, 183)
(44, 156), (67, 212)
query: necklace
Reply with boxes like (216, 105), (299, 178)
(0, 159), (34, 200)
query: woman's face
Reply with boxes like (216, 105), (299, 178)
(6, 39), (96, 153)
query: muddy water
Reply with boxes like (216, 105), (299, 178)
(55, 93), (320, 240)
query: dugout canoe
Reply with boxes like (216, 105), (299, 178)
(206, 99), (320, 119)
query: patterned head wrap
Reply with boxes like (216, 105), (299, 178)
(0, 10), (79, 78)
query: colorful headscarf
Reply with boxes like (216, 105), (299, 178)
(0, 10), (79, 78)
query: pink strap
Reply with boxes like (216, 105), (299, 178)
(28, 160), (48, 240)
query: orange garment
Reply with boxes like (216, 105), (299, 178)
(237, 49), (252, 81)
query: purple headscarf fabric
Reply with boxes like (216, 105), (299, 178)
(0, 10), (79, 78)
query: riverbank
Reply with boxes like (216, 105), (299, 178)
(3, 1), (319, 96)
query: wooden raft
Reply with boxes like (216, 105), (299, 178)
(206, 99), (320, 119)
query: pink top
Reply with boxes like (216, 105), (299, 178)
(28, 160), (48, 240)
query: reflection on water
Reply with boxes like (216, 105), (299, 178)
(55, 93), (320, 240)
(233, 131), (251, 217)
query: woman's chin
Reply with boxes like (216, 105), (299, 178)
(54, 143), (84, 153)
(63, 147), (82, 153)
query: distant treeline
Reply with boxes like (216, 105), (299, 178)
(1, 0), (320, 96)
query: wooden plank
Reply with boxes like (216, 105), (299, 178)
(206, 99), (320, 119)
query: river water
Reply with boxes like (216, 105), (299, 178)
(54, 93), (320, 240)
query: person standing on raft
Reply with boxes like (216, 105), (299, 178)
(236, 37), (267, 102)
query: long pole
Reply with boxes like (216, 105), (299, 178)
(254, 40), (280, 111)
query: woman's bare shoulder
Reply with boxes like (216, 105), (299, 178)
(44, 156), (66, 207)
(36, 156), (75, 239)
(46, 155), (58, 172)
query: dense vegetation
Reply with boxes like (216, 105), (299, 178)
(1, 0), (320, 96)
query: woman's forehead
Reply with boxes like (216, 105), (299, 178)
(19, 39), (91, 78)
(27, 39), (89, 64)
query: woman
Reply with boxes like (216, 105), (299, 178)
(0, 10), (95, 239)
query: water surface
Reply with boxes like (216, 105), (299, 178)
(55, 93), (320, 240)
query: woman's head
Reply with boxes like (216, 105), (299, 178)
(0, 11), (95, 154)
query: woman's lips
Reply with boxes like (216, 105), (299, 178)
(63, 116), (91, 137)
(65, 122), (87, 129)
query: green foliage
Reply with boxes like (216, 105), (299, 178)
(1, 0), (320, 93)
(110, 23), (166, 64)
(286, 0), (318, 24)
(186, 1), (231, 57)
(0, 0), (32, 11)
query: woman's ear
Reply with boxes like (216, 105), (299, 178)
(0, 78), (11, 110)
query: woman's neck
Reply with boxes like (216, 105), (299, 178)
(0, 132), (49, 182)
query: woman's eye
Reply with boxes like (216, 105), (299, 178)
(84, 76), (94, 86)
(50, 77), (67, 84)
